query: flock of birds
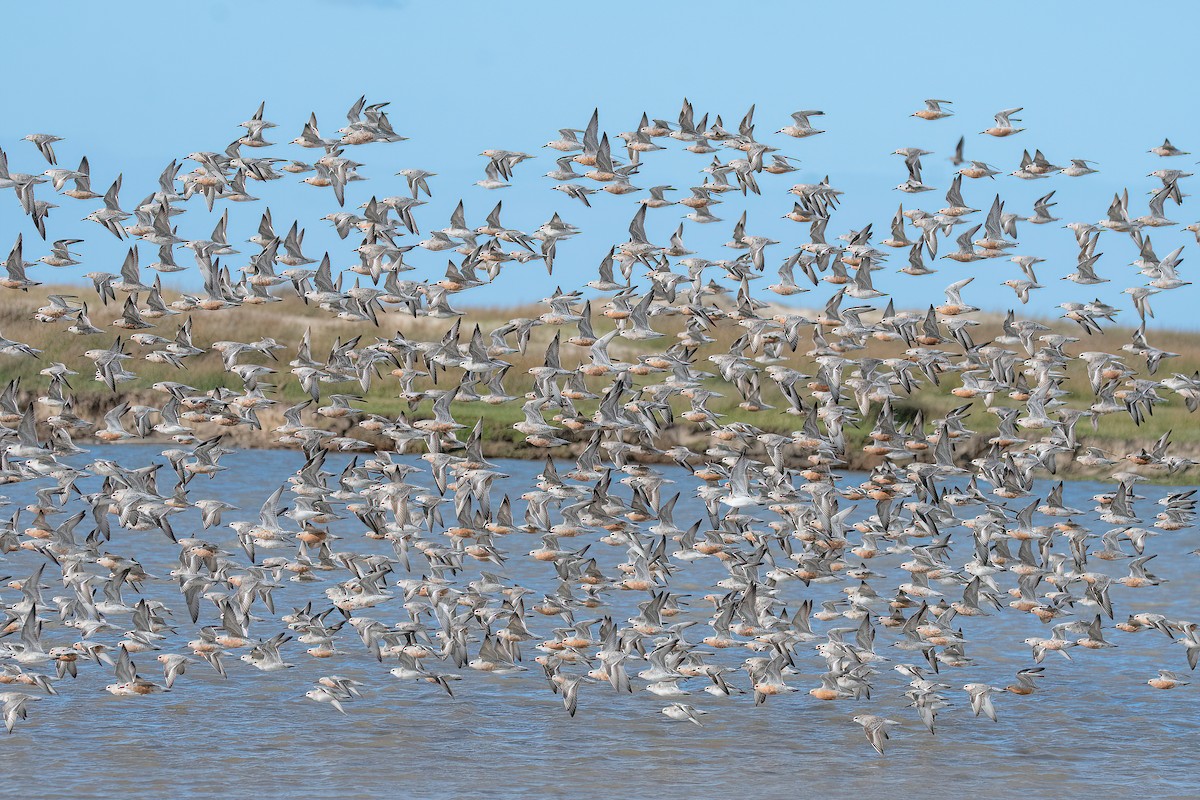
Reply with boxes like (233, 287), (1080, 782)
(0, 96), (1197, 755)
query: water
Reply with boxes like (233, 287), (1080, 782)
(1, 445), (1197, 799)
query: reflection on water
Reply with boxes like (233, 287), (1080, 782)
(1, 445), (1197, 799)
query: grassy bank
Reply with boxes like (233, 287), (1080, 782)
(4, 284), (1199, 480)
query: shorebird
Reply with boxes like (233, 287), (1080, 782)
(1149, 139), (1189, 157)
(852, 714), (901, 755)
(778, 110), (825, 138)
(912, 99), (953, 121)
(981, 107), (1024, 137)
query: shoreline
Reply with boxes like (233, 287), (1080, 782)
(42, 390), (1200, 485)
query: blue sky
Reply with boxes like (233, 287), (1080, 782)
(2, 0), (1198, 325)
